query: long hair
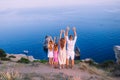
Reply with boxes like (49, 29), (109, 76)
(54, 43), (58, 51)
(48, 40), (53, 51)
(60, 38), (65, 49)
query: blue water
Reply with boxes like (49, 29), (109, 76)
(0, 2), (120, 63)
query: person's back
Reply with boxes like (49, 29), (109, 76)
(58, 30), (67, 69)
(66, 35), (77, 51)
(65, 27), (77, 68)
(48, 40), (54, 66)
(53, 43), (59, 68)
(48, 45), (53, 52)
(53, 51), (58, 59)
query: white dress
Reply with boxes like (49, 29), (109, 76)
(58, 45), (66, 65)
(47, 44), (53, 58)
(48, 50), (53, 58)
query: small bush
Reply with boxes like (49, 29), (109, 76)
(0, 57), (11, 61)
(8, 55), (16, 58)
(33, 60), (41, 63)
(40, 60), (48, 64)
(99, 60), (115, 68)
(110, 64), (120, 77)
(33, 60), (48, 64)
(0, 49), (7, 58)
(17, 57), (30, 64)
(75, 60), (82, 64)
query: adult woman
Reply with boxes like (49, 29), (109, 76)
(58, 30), (66, 69)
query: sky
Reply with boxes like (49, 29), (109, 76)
(0, 0), (120, 26)
(0, 0), (119, 9)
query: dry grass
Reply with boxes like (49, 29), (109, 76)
(22, 72), (74, 80)
(0, 69), (22, 80)
(79, 62), (113, 80)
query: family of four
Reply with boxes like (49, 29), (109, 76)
(47, 27), (77, 69)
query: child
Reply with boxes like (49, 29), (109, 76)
(48, 40), (54, 66)
(53, 43), (59, 68)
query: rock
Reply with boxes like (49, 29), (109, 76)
(28, 56), (35, 62)
(114, 70), (120, 77)
(114, 45), (120, 64)
(31, 62), (40, 67)
(82, 58), (93, 63)
(7, 54), (35, 62)
(0, 61), (3, 64)
(82, 58), (98, 65)
(75, 47), (80, 60)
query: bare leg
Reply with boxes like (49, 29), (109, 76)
(49, 58), (51, 65)
(66, 59), (69, 68)
(55, 62), (58, 68)
(62, 64), (65, 69)
(59, 65), (62, 69)
(61, 64), (63, 69)
(51, 58), (53, 66)
(71, 60), (74, 68)
(54, 62), (56, 68)
(50, 58), (53, 66)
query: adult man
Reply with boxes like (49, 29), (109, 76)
(65, 27), (77, 68)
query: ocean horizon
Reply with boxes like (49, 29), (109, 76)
(0, 0), (120, 63)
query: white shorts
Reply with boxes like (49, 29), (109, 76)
(48, 51), (53, 58)
(67, 50), (75, 60)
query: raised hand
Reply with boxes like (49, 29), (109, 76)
(60, 30), (63, 33)
(54, 36), (56, 40)
(66, 26), (70, 31)
(73, 27), (76, 31)
(62, 30), (65, 33)
(73, 27), (77, 36)
(60, 30), (64, 39)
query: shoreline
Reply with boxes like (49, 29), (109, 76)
(6, 53), (116, 63)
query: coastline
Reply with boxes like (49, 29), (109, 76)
(0, 47), (119, 80)
(0, 60), (119, 80)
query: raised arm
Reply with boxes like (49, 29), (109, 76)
(65, 26), (70, 36)
(62, 30), (66, 40)
(73, 27), (77, 37)
(53, 37), (56, 43)
(63, 30), (65, 37)
(60, 30), (62, 39)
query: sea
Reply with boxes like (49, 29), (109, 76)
(0, 2), (120, 63)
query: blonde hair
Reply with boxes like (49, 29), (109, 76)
(48, 40), (53, 51)
(54, 43), (58, 51)
(60, 38), (65, 49)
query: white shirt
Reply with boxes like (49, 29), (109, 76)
(66, 36), (77, 51)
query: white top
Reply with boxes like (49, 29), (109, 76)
(66, 36), (77, 51)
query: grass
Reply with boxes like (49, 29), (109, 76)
(99, 60), (115, 68)
(33, 60), (48, 64)
(22, 73), (74, 80)
(8, 55), (16, 58)
(74, 60), (82, 64)
(17, 57), (30, 64)
(0, 57), (11, 61)
(79, 62), (113, 80)
(0, 70), (22, 80)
